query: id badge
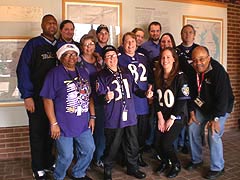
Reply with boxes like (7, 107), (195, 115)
(194, 96), (205, 108)
(122, 109), (128, 121)
(77, 106), (82, 116)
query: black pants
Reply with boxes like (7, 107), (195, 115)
(155, 121), (183, 164)
(137, 114), (149, 151)
(104, 125), (139, 171)
(28, 97), (54, 173)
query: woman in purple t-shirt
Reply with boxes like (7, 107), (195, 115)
(40, 43), (95, 180)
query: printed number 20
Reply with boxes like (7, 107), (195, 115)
(157, 89), (174, 108)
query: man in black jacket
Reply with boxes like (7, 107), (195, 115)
(16, 14), (58, 180)
(186, 46), (234, 180)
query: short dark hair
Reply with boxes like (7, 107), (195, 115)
(60, 19), (75, 30)
(181, 24), (196, 35)
(192, 45), (210, 58)
(41, 14), (56, 24)
(96, 24), (109, 34)
(159, 32), (176, 49)
(148, 21), (162, 32)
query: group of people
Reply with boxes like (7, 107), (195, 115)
(16, 14), (234, 180)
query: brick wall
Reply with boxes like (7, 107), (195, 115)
(0, 127), (30, 159)
(0, 0), (239, 160)
(225, 3), (240, 129)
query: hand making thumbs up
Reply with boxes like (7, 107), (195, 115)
(105, 86), (114, 103)
(146, 84), (153, 99)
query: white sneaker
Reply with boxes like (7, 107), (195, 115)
(94, 160), (104, 168)
(33, 170), (47, 180)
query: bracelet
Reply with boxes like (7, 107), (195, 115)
(90, 115), (96, 119)
(170, 115), (176, 121)
(51, 122), (58, 126)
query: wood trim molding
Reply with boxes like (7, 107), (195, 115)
(0, 102), (24, 107)
(163, 0), (227, 8)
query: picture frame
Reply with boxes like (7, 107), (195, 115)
(183, 15), (223, 64)
(0, 5), (43, 38)
(62, 0), (122, 47)
(0, 38), (28, 106)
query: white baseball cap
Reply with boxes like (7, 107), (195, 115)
(56, 43), (80, 60)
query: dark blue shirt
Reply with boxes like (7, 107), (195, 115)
(142, 40), (160, 62)
(95, 42), (104, 57)
(16, 35), (58, 99)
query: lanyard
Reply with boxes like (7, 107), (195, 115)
(63, 65), (91, 96)
(63, 66), (83, 91)
(107, 67), (127, 108)
(196, 73), (204, 96)
(63, 66), (80, 81)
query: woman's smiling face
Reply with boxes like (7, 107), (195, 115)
(160, 49), (175, 71)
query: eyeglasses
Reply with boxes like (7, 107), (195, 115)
(104, 54), (117, 60)
(62, 53), (78, 58)
(192, 56), (209, 63)
(83, 42), (95, 47)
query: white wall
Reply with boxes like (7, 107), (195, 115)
(0, 105), (28, 127)
(0, 0), (227, 127)
(0, 0), (62, 127)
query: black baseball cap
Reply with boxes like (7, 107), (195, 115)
(102, 45), (118, 58)
(96, 24), (109, 34)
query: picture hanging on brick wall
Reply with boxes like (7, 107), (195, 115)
(183, 15), (223, 64)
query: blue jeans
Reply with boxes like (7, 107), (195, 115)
(93, 105), (105, 161)
(173, 126), (186, 150)
(188, 108), (228, 171)
(54, 129), (95, 180)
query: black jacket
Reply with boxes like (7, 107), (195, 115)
(190, 59), (234, 118)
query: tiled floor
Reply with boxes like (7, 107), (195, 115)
(0, 130), (239, 180)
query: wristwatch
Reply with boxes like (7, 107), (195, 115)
(214, 117), (219, 122)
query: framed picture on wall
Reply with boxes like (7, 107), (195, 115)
(183, 15), (223, 64)
(0, 5), (43, 37)
(62, 0), (122, 47)
(0, 38), (27, 106)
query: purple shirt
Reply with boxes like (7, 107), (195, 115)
(40, 64), (91, 137)
(78, 56), (103, 105)
(95, 42), (104, 57)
